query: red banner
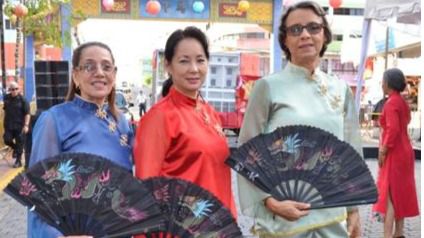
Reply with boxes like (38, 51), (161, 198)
(219, 3), (247, 18)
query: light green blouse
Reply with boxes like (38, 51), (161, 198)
(237, 62), (362, 237)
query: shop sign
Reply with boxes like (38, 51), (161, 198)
(219, 3), (247, 18)
(101, 0), (130, 14)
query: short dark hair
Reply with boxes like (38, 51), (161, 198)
(278, 1), (332, 61)
(383, 68), (407, 92)
(66, 41), (119, 120)
(161, 26), (209, 97)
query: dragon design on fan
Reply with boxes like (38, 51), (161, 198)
(42, 160), (111, 201)
(111, 190), (148, 222)
(19, 177), (37, 196)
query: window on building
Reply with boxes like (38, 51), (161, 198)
(226, 80), (232, 88)
(5, 19), (15, 30)
(323, 7), (364, 16)
(210, 101), (222, 112)
(223, 92), (235, 99)
(210, 66), (216, 74)
(229, 102), (235, 112)
(209, 91), (222, 98)
(333, 34), (343, 41)
(226, 67), (233, 75)
(210, 79), (216, 87)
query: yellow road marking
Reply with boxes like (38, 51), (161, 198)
(0, 167), (23, 192)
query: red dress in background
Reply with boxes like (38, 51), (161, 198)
(373, 92), (419, 219)
(134, 88), (237, 219)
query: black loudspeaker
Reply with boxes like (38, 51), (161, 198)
(34, 61), (70, 111)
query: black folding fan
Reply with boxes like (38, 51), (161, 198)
(139, 177), (243, 238)
(4, 152), (165, 237)
(226, 125), (378, 209)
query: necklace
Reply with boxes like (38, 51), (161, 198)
(95, 107), (129, 147)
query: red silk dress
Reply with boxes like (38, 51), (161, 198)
(134, 88), (237, 231)
(373, 92), (419, 219)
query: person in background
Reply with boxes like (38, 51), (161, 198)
(3, 81), (30, 168)
(28, 42), (133, 238)
(136, 90), (147, 117)
(236, 1), (362, 237)
(133, 27), (237, 235)
(373, 68), (419, 238)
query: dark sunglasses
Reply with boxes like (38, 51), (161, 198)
(9, 88), (18, 91)
(285, 22), (324, 36)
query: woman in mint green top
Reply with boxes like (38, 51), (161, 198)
(237, 1), (362, 237)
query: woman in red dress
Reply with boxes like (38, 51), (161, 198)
(133, 26), (236, 229)
(373, 68), (419, 238)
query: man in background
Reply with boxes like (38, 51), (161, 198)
(136, 90), (147, 117)
(3, 81), (30, 168)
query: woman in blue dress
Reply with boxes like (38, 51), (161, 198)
(28, 42), (133, 238)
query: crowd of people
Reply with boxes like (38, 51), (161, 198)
(1, 1), (419, 238)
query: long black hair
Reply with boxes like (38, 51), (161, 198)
(161, 26), (209, 97)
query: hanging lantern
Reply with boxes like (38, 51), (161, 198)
(238, 0), (250, 12)
(192, 1), (205, 13)
(13, 3), (28, 17)
(102, 0), (115, 11)
(146, 0), (161, 15)
(329, 0), (342, 9)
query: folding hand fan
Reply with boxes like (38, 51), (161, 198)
(4, 152), (165, 237)
(139, 177), (243, 238)
(226, 125), (378, 209)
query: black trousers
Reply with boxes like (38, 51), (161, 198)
(3, 128), (24, 162)
(139, 103), (146, 116)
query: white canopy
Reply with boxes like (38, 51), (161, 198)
(364, 0), (421, 23)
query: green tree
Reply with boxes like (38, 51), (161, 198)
(143, 75), (153, 87)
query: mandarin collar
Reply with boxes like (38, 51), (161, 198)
(72, 95), (108, 112)
(169, 87), (202, 107)
(388, 91), (400, 97)
(286, 61), (322, 81)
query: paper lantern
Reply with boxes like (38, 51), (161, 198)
(13, 3), (28, 17)
(238, 0), (250, 12)
(146, 0), (161, 15)
(329, 0), (342, 9)
(102, 0), (114, 11)
(192, 1), (205, 13)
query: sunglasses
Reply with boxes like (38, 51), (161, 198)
(9, 88), (18, 91)
(285, 22), (324, 36)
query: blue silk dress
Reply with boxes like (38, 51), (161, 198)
(27, 95), (133, 238)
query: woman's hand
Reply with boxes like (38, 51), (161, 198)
(347, 209), (361, 238)
(378, 146), (387, 167)
(264, 197), (310, 221)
